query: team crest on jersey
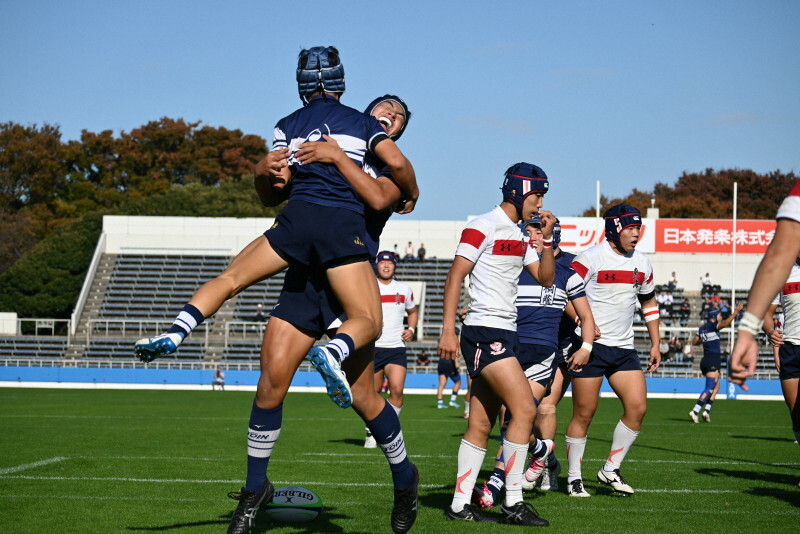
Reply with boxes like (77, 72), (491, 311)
(632, 267), (640, 289)
(541, 286), (556, 305)
(395, 292), (402, 304)
(490, 342), (506, 355)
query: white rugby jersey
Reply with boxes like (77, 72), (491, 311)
(375, 278), (416, 349)
(457, 206), (539, 331)
(770, 263), (800, 345)
(571, 240), (655, 348)
(776, 180), (800, 223)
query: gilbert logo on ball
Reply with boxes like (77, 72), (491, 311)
(264, 486), (323, 522)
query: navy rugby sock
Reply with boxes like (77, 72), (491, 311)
(326, 333), (355, 363)
(167, 304), (204, 337)
(366, 400), (415, 488)
(486, 467), (505, 499)
(245, 401), (282, 492)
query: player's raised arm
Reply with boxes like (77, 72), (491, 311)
(524, 210), (555, 287)
(373, 138), (418, 205)
(296, 135), (401, 212)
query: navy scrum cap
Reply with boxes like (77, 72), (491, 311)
(604, 204), (641, 248)
(376, 251), (397, 264)
(364, 95), (412, 141)
(501, 162), (549, 209)
(296, 46), (346, 103)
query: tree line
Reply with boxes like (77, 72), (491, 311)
(0, 118), (796, 319)
(580, 168), (796, 218)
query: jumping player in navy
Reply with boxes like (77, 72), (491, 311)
(688, 304), (742, 423)
(135, 47), (417, 410)
(439, 163), (556, 526)
(228, 92), (419, 534)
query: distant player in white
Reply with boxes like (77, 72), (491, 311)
(439, 163), (556, 526)
(564, 204), (660, 497)
(364, 250), (418, 448)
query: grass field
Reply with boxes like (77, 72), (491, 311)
(1, 388), (797, 533)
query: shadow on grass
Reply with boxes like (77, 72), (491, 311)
(728, 435), (797, 443)
(127, 505), (366, 533)
(695, 467), (800, 508)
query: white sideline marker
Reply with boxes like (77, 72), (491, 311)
(0, 456), (68, 475)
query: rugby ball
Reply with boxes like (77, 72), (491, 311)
(264, 486), (323, 522)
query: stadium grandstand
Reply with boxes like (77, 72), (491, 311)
(0, 214), (784, 395)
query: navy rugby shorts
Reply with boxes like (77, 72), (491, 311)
(571, 342), (641, 378)
(265, 200), (370, 267)
(437, 358), (461, 381)
(374, 347), (407, 371)
(518, 343), (557, 388)
(700, 352), (722, 375)
(779, 342), (800, 380)
(459, 324), (519, 379)
(269, 265), (342, 337)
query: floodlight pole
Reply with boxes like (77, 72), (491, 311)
(732, 182), (738, 310)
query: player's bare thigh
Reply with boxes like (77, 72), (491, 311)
(607, 370), (648, 430)
(780, 378), (799, 424)
(464, 375), (503, 448)
(256, 317), (315, 408)
(569, 376), (604, 429)
(326, 261), (382, 333)
(190, 235), (290, 315)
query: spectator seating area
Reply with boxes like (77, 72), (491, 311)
(0, 337), (67, 359)
(0, 253), (780, 379)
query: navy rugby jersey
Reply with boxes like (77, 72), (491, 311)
(516, 257), (586, 349)
(273, 95), (388, 214)
(697, 321), (722, 354)
(555, 250), (580, 344)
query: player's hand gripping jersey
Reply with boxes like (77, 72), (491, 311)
(456, 207), (539, 331)
(273, 95), (388, 214)
(571, 241), (655, 349)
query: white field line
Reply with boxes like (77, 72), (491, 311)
(53, 453), (800, 467)
(0, 457), (68, 475)
(0, 414), (790, 431)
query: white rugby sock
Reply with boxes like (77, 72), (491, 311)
(450, 439), (485, 513)
(502, 439), (528, 507)
(566, 435), (587, 482)
(603, 420), (639, 471)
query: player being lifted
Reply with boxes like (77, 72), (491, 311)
(688, 303), (742, 423)
(364, 250), (418, 448)
(439, 163), (556, 526)
(565, 204), (660, 497)
(134, 47), (418, 412)
(223, 92), (420, 534)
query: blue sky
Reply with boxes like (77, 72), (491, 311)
(2, 1), (798, 220)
